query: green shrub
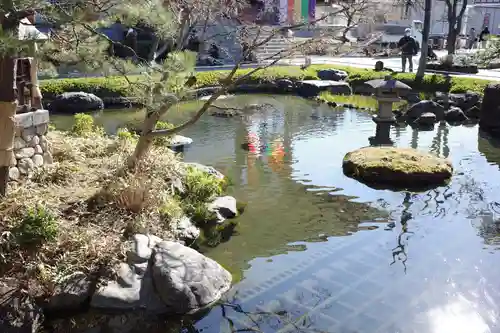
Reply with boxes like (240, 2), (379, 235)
(71, 113), (104, 137)
(40, 76), (131, 99)
(14, 205), (58, 246)
(116, 127), (138, 142)
(153, 121), (175, 146)
(40, 64), (493, 101)
(178, 167), (225, 225)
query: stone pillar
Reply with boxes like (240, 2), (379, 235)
(369, 123), (394, 146)
(373, 96), (399, 123)
(9, 110), (53, 181)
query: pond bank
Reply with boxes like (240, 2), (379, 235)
(39, 64), (494, 113)
(0, 116), (244, 331)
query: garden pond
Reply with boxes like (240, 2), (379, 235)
(53, 95), (500, 333)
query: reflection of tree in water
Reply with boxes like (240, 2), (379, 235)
(390, 192), (414, 273)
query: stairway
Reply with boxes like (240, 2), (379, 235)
(252, 29), (302, 62)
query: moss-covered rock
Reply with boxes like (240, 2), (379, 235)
(342, 147), (453, 190)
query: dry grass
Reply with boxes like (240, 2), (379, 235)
(0, 130), (184, 296)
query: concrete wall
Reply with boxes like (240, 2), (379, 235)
(9, 110), (52, 181)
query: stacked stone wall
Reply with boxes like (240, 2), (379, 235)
(9, 110), (52, 181)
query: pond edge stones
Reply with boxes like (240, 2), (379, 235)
(90, 234), (232, 315)
(342, 147), (453, 190)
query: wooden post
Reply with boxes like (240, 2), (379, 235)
(0, 57), (17, 197)
(0, 5), (19, 197)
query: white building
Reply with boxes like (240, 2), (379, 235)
(405, 0), (500, 36)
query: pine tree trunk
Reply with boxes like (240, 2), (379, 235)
(416, 0), (432, 80)
(447, 24), (457, 55)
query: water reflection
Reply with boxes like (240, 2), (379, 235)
(51, 96), (500, 332)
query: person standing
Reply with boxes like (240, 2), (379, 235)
(479, 27), (490, 49)
(468, 28), (477, 51)
(398, 28), (419, 73)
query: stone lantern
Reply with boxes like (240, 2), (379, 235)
(365, 75), (412, 124)
(17, 17), (49, 110)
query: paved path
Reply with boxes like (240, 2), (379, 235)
(46, 50), (500, 82)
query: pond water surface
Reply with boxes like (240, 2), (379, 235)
(53, 95), (500, 333)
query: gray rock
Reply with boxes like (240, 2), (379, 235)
(465, 106), (481, 119)
(21, 127), (36, 143)
(275, 79), (294, 92)
(39, 136), (49, 152)
(405, 100), (445, 121)
(298, 80), (352, 98)
(317, 69), (348, 81)
(91, 262), (166, 313)
(17, 158), (34, 175)
(48, 92), (104, 114)
(28, 136), (39, 148)
(126, 234), (154, 264)
(0, 283), (44, 333)
(414, 112), (437, 126)
(34, 145), (43, 155)
(35, 124), (48, 136)
(9, 167), (20, 181)
(184, 162), (224, 180)
(208, 196), (238, 223)
(167, 135), (193, 149)
(450, 91), (481, 110)
(9, 154), (17, 167)
(45, 272), (92, 311)
(406, 92), (421, 104)
(173, 216), (200, 243)
(152, 241), (232, 314)
(32, 154), (44, 167)
(13, 137), (27, 150)
(444, 106), (468, 123)
(14, 148), (35, 160)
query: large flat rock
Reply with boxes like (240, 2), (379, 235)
(342, 147), (453, 190)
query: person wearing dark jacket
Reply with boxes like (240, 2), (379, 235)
(479, 27), (490, 49)
(397, 28), (419, 73)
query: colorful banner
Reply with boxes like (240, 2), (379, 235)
(294, 0), (301, 23)
(308, 0), (315, 22)
(288, 0), (294, 24)
(285, 0), (315, 24)
(301, 0), (309, 20)
(280, 0), (288, 24)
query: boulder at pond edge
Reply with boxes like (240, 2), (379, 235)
(48, 92), (104, 114)
(91, 234), (231, 315)
(342, 147), (453, 190)
(405, 100), (445, 122)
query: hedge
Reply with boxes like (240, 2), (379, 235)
(39, 64), (493, 100)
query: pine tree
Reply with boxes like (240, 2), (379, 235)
(0, 0), (353, 195)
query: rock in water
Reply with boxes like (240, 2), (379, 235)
(208, 196), (238, 223)
(342, 147), (453, 190)
(48, 92), (104, 114)
(152, 240), (232, 314)
(405, 100), (445, 121)
(480, 84), (500, 136)
(444, 106), (468, 123)
(414, 112), (437, 126)
(91, 235), (231, 315)
(465, 106), (481, 119)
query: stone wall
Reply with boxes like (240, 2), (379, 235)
(9, 110), (52, 181)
